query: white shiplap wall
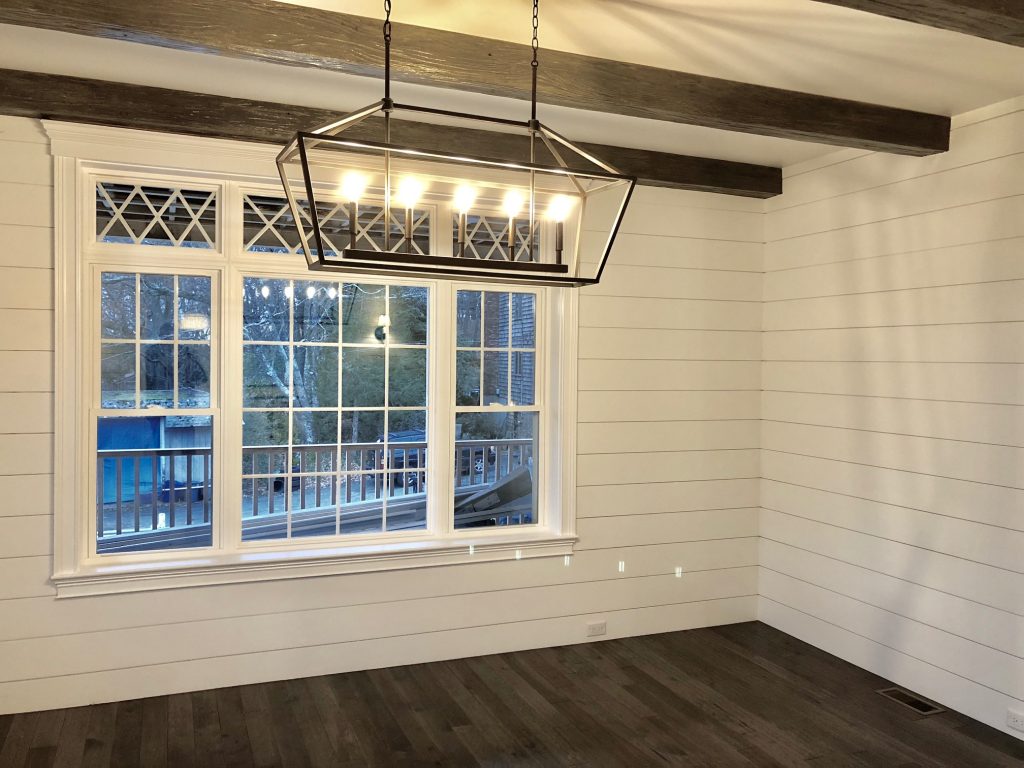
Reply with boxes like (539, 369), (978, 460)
(760, 97), (1024, 738)
(0, 117), (762, 714)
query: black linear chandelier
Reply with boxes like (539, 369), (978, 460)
(277, 0), (635, 287)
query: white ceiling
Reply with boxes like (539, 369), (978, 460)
(1, 1), (1022, 169)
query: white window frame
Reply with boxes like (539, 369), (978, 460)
(51, 122), (577, 598)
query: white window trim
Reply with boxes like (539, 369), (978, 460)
(50, 122), (577, 598)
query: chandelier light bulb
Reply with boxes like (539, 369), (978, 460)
(339, 171), (368, 203)
(502, 190), (525, 219)
(284, 285), (294, 299)
(547, 194), (575, 222)
(396, 177), (425, 210)
(327, 286), (338, 300)
(453, 185), (477, 214)
(260, 285), (270, 299)
(305, 285), (316, 299)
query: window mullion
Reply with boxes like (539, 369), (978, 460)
(430, 282), (454, 537)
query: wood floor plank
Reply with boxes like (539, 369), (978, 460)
(2, 623), (1019, 767)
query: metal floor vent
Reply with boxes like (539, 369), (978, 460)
(876, 687), (945, 716)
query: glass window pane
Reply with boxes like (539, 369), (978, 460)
(101, 272), (136, 339)
(140, 343), (174, 407)
(242, 411), (290, 446)
(512, 351), (535, 407)
(387, 472), (427, 531)
(456, 290), (481, 347)
(178, 276), (212, 341)
(483, 351), (509, 406)
(292, 346), (339, 408)
(96, 415), (213, 554)
(140, 274), (175, 341)
(101, 343), (136, 408)
(178, 344), (210, 408)
(388, 410), (426, 442)
(339, 476), (384, 533)
(456, 351), (481, 406)
(295, 281), (339, 343)
(341, 283), (386, 344)
(243, 278), (290, 342)
(341, 410), (385, 446)
(388, 285), (428, 345)
(454, 412), (536, 529)
(483, 291), (509, 347)
(388, 347), (426, 407)
(243, 345), (289, 408)
(342, 347), (385, 407)
(511, 293), (535, 348)
(292, 411), (338, 445)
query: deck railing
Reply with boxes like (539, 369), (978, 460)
(97, 438), (532, 547)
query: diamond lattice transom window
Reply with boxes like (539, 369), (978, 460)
(243, 194), (430, 256)
(453, 214), (538, 261)
(95, 182), (217, 249)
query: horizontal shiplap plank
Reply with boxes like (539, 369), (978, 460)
(0, 514), (50, 558)
(0, 310), (53, 351)
(767, 153), (1024, 242)
(579, 295), (761, 330)
(593, 232), (762, 272)
(0, 434), (52, 475)
(763, 325), (1024, 364)
(763, 280), (1024, 331)
(0, 568), (758, 683)
(0, 556), (53, 600)
(0, 117), (47, 144)
(578, 420), (759, 454)
(759, 568), (1024, 701)
(763, 361), (1024, 404)
(578, 509), (757, 550)
(0, 224), (53, 270)
(760, 508), (1024, 618)
(578, 450), (760, 487)
(0, 183), (52, 228)
(586, 264), (762, 302)
(0, 145), (51, 187)
(619, 203), (763, 243)
(763, 421), (1024, 490)
(578, 391), (761, 423)
(763, 392), (1024, 448)
(0, 351), (53, 392)
(0, 473), (52, 517)
(0, 267), (52, 310)
(577, 478), (759, 518)
(764, 196), (1024, 272)
(630, 185), (766, 214)
(760, 541), (1024, 659)
(580, 328), (760, 360)
(762, 451), (1024, 533)
(0, 540), (759, 643)
(0, 595), (758, 715)
(759, 599), (1022, 739)
(578, 360), (760, 391)
(761, 480), (1024, 574)
(763, 238), (1024, 301)
(0, 393), (52, 433)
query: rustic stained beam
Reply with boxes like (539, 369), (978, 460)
(0, 0), (950, 156)
(813, 1), (1024, 47)
(0, 69), (783, 198)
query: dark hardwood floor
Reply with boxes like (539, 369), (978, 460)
(1, 622), (1021, 767)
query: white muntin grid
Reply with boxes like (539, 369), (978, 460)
(239, 277), (429, 539)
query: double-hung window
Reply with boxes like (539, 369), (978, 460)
(52, 127), (576, 596)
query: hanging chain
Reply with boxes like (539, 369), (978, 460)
(383, 0), (393, 103)
(530, 0), (539, 123)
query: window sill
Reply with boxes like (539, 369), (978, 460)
(52, 532), (577, 598)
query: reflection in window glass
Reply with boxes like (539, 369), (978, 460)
(454, 412), (536, 529)
(241, 277), (429, 542)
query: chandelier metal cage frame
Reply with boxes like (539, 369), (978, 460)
(276, 0), (636, 288)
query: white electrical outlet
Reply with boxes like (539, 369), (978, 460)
(586, 621), (607, 637)
(1008, 708), (1024, 733)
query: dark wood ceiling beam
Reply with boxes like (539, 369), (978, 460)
(0, 70), (783, 198)
(813, 1), (1024, 47)
(0, 0), (950, 156)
